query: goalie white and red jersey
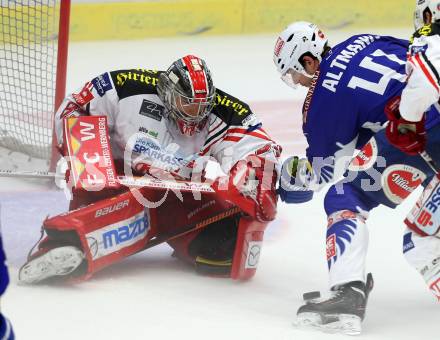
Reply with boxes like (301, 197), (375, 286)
(17, 65), (282, 284)
(400, 23), (440, 121)
(54, 68), (281, 185)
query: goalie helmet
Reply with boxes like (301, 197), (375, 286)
(158, 55), (215, 136)
(414, 0), (440, 30)
(273, 21), (327, 88)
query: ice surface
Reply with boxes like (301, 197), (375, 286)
(1, 27), (439, 340)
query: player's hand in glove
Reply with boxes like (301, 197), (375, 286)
(385, 96), (426, 156)
(278, 156), (314, 203)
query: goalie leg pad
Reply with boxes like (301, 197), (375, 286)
(405, 175), (440, 237)
(169, 210), (270, 280)
(69, 186), (128, 211)
(41, 190), (153, 281)
(403, 227), (440, 300)
(230, 216), (269, 280)
(168, 214), (240, 276)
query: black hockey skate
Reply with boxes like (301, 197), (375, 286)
(294, 273), (374, 335)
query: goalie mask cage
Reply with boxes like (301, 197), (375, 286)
(0, 0), (70, 173)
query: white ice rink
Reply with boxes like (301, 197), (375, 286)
(1, 27), (439, 340)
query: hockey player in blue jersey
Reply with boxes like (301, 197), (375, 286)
(0, 235), (14, 340)
(273, 21), (440, 334)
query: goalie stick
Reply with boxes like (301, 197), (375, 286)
(0, 169), (215, 193)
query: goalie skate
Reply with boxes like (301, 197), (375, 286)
(18, 246), (84, 284)
(294, 273), (374, 336)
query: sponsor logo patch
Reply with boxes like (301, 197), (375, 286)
(91, 73), (113, 97)
(86, 211), (149, 260)
(414, 182), (440, 235)
(245, 241), (262, 269)
(242, 113), (258, 127)
(326, 219), (358, 268)
(411, 44), (428, 55)
(348, 138), (378, 171)
(381, 164), (426, 205)
(139, 126), (159, 138)
(326, 234), (336, 260)
(274, 37), (285, 57)
(215, 94), (249, 115)
(403, 232), (415, 253)
(139, 99), (163, 121)
(132, 137), (188, 171)
(95, 199), (130, 218)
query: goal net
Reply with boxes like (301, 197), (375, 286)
(0, 0), (69, 173)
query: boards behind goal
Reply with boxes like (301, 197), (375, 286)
(0, 0), (70, 173)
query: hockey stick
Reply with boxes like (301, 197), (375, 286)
(141, 205), (242, 252)
(0, 169), (215, 193)
(419, 150), (439, 175)
(0, 169), (62, 179)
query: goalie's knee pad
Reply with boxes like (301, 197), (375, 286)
(403, 228), (440, 300)
(169, 214), (239, 277)
(170, 213), (270, 280)
(192, 214), (240, 277)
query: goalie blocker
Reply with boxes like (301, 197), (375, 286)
(19, 116), (277, 283)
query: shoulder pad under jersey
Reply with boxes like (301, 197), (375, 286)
(110, 69), (162, 99)
(211, 88), (256, 127)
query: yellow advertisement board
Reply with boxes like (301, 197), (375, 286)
(0, 1), (414, 42)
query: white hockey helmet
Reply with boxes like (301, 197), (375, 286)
(273, 21), (327, 87)
(414, 0), (440, 30)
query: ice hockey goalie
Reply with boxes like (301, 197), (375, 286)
(18, 55), (281, 284)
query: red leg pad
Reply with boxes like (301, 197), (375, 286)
(231, 217), (269, 280)
(44, 190), (156, 280)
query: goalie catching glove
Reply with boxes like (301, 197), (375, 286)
(278, 156), (314, 203)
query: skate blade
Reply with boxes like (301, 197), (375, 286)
(19, 246), (84, 284)
(293, 312), (362, 336)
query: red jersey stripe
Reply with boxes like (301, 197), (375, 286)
(414, 54), (440, 93)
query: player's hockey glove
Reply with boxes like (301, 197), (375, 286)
(278, 156), (314, 203)
(385, 96), (426, 156)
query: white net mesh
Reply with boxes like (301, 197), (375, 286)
(0, 1), (60, 171)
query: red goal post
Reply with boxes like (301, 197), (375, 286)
(0, 0), (70, 173)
